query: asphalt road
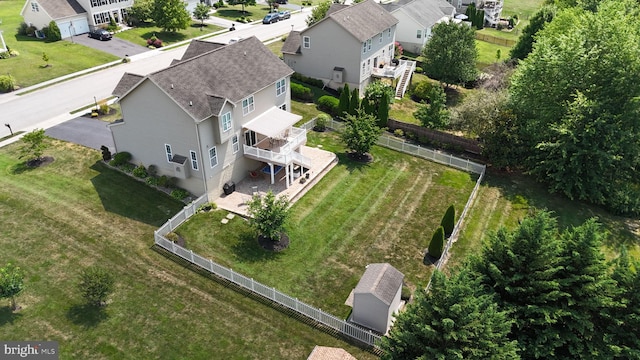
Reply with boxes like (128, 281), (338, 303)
(45, 116), (115, 152)
(0, 10), (309, 146)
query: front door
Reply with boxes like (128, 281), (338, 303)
(244, 130), (257, 146)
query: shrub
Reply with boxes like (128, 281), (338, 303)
(146, 36), (162, 48)
(121, 163), (135, 173)
(291, 73), (324, 88)
(394, 129), (404, 137)
(415, 67), (423, 74)
(100, 145), (112, 161)
(291, 82), (313, 101)
(314, 113), (330, 131)
(197, 202), (216, 212)
(98, 100), (109, 115)
(165, 232), (179, 242)
(147, 164), (158, 176)
(400, 286), (412, 301)
(46, 21), (62, 41)
(411, 80), (433, 102)
(317, 95), (339, 116)
(0, 51), (9, 60)
(111, 151), (132, 166)
(441, 205), (455, 238)
(157, 175), (170, 187)
(171, 188), (190, 200)
(427, 226), (445, 259)
(17, 22), (29, 36)
(146, 176), (159, 186)
(78, 266), (114, 307)
(0, 75), (16, 93)
(132, 164), (148, 178)
(247, 190), (291, 241)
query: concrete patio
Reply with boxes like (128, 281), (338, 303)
(214, 145), (338, 216)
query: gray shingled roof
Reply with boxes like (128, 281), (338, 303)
(114, 37), (294, 122)
(325, 0), (398, 42)
(35, 0), (86, 19)
(325, 3), (348, 17)
(281, 30), (302, 55)
(180, 40), (226, 62)
(354, 263), (404, 306)
(112, 73), (144, 98)
(381, 0), (454, 28)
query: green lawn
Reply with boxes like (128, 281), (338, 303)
(0, 0), (119, 89)
(475, 40), (513, 69)
(114, 22), (224, 47)
(452, 170), (640, 271)
(177, 130), (478, 317)
(212, 5), (274, 22)
(0, 139), (376, 359)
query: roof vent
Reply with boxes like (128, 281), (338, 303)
(171, 84), (174, 89)
(189, 101), (193, 106)
(244, 51), (247, 56)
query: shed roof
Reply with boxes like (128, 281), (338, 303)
(113, 37), (294, 121)
(354, 263), (404, 306)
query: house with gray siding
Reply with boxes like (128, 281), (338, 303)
(381, 0), (456, 54)
(282, 0), (400, 94)
(21, 0), (133, 38)
(109, 37), (312, 199)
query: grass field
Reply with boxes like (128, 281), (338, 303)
(177, 130), (477, 317)
(213, 5), (275, 22)
(0, 139), (377, 359)
(0, 0), (119, 89)
(114, 22), (224, 47)
(475, 40), (513, 69)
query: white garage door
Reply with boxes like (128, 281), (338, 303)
(57, 19), (90, 39)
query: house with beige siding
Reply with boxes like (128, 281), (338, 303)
(282, 0), (408, 95)
(380, 0), (456, 54)
(20, 0), (132, 38)
(109, 37), (312, 199)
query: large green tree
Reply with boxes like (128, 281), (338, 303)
(341, 109), (383, 159)
(508, 0), (640, 215)
(152, 0), (191, 32)
(227, 0), (256, 14)
(128, 0), (153, 25)
(471, 211), (566, 359)
(247, 190), (291, 241)
(381, 268), (519, 360)
(413, 84), (449, 129)
(306, 0), (331, 26)
(422, 22), (477, 87)
(509, 5), (556, 61)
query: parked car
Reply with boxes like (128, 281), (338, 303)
(88, 29), (112, 41)
(278, 11), (291, 20)
(275, 0), (287, 3)
(263, 13), (279, 24)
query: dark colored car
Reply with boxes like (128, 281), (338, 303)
(278, 11), (291, 20)
(263, 13), (279, 24)
(88, 29), (112, 41)
(275, 0), (287, 3)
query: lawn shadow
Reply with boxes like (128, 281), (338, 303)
(0, 306), (23, 326)
(231, 230), (281, 262)
(215, 9), (257, 17)
(89, 161), (183, 226)
(336, 152), (371, 174)
(66, 303), (109, 328)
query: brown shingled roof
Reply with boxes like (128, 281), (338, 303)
(35, 0), (86, 19)
(281, 30), (302, 55)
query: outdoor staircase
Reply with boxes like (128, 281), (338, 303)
(395, 61), (416, 99)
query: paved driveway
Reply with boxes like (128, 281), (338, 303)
(46, 117), (115, 153)
(67, 33), (149, 58)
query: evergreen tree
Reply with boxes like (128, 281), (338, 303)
(338, 84), (350, 117)
(381, 268), (519, 360)
(471, 211), (566, 359)
(152, 0), (191, 32)
(427, 226), (444, 259)
(509, 5), (556, 61)
(47, 20), (61, 41)
(377, 92), (390, 127)
(348, 88), (360, 115)
(440, 205), (455, 238)
(554, 219), (618, 358)
(609, 248), (640, 358)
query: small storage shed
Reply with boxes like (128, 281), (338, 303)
(350, 263), (404, 334)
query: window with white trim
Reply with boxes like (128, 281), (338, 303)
(362, 62), (365, 75)
(417, 29), (422, 39)
(31, 2), (39, 11)
(303, 36), (310, 48)
(363, 42), (367, 54)
(208, 147), (218, 168)
(232, 135), (239, 154)
(379, 33), (383, 43)
(276, 78), (286, 96)
(190, 150), (198, 170)
(165, 144), (172, 162)
(221, 112), (232, 132)
(367, 39), (372, 51)
(387, 28), (391, 38)
(242, 96), (254, 116)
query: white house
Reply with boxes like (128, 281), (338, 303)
(380, 0), (455, 54)
(347, 263), (404, 334)
(20, 0), (133, 38)
(109, 37), (313, 199)
(282, 0), (408, 95)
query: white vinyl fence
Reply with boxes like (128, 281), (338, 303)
(153, 118), (486, 348)
(154, 195), (382, 348)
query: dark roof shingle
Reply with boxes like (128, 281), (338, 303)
(327, 0), (398, 42)
(112, 73), (144, 98)
(35, 0), (86, 19)
(281, 30), (302, 54)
